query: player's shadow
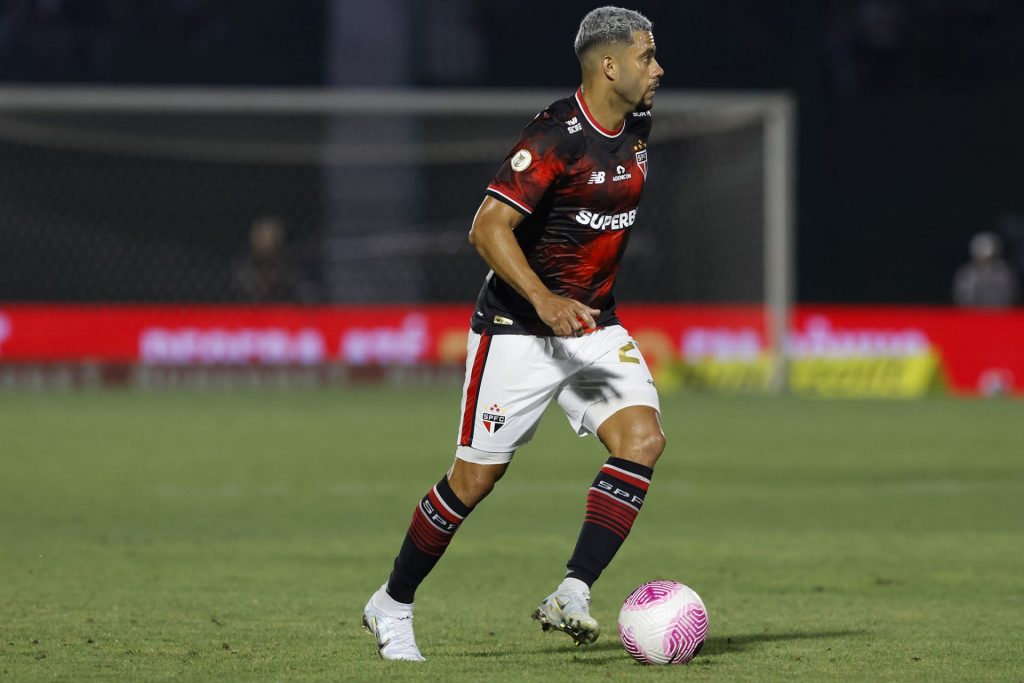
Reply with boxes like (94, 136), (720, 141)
(562, 629), (866, 665)
(569, 367), (626, 404)
(448, 629), (864, 661)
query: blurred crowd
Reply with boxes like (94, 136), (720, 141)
(953, 217), (1023, 308)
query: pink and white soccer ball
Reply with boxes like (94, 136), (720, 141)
(617, 580), (708, 665)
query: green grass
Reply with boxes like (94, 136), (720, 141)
(1, 387), (1022, 681)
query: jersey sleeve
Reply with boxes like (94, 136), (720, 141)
(485, 112), (575, 215)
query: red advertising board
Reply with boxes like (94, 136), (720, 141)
(0, 304), (1022, 396)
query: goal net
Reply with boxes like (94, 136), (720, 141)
(0, 87), (794, 384)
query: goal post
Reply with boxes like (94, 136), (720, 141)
(0, 86), (795, 389)
(764, 96), (797, 392)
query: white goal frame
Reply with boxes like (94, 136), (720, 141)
(0, 86), (795, 391)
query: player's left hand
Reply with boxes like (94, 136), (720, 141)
(534, 293), (600, 337)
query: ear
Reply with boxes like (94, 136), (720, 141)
(601, 54), (617, 81)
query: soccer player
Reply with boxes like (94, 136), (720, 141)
(363, 6), (665, 661)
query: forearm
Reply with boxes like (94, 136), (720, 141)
(470, 220), (551, 307)
(468, 197), (598, 336)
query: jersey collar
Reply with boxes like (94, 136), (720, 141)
(575, 88), (625, 139)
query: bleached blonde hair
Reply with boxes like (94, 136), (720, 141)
(574, 6), (652, 58)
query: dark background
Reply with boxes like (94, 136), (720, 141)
(2, 0), (1022, 304)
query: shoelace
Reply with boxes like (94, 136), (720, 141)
(384, 614), (419, 650)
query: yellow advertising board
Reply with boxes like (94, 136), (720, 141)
(658, 352), (941, 398)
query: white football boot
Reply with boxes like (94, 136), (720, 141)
(531, 577), (600, 645)
(362, 584), (426, 661)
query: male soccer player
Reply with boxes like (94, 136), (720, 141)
(363, 6), (665, 661)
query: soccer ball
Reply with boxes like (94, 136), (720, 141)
(617, 580), (708, 665)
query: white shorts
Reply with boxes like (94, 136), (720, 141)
(455, 325), (660, 465)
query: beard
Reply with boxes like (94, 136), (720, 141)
(635, 82), (658, 112)
(635, 93), (655, 112)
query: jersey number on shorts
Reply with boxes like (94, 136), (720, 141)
(619, 342), (641, 364)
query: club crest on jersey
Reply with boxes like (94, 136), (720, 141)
(634, 139), (648, 179)
(510, 149), (532, 172)
(481, 404), (506, 433)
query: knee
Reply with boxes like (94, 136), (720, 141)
(448, 461), (507, 507)
(462, 469), (502, 499)
(615, 430), (666, 468)
(597, 406), (666, 469)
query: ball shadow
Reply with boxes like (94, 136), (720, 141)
(566, 629), (868, 666)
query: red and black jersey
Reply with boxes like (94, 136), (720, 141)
(473, 88), (653, 336)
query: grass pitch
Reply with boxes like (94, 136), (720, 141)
(1, 387), (1022, 681)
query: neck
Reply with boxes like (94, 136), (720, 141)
(579, 83), (627, 133)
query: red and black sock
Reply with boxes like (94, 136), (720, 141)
(566, 457), (653, 587)
(386, 475), (472, 604)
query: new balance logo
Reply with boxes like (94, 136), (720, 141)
(588, 171), (606, 184)
(566, 117), (582, 134)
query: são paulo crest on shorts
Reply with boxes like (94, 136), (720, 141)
(481, 404), (505, 433)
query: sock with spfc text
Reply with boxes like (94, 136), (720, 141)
(386, 475), (472, 604)
(565, 457), (653, 587)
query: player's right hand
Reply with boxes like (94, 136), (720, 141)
(534, 294), (601, 337)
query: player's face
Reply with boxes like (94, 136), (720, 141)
(620, 30), (663, 111)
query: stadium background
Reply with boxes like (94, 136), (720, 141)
(1, 0), (1022, 398)
(1, 0), (1023, 304)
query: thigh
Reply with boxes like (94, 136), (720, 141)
(456, 331), (569, 461)
(556, 325), (661, 437)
